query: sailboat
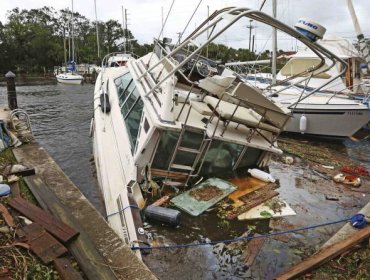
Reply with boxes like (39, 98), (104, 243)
(56, 0), (84, 85)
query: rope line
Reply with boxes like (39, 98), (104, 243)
(106, 205), (140, 218)
(131, 217), (351, 251)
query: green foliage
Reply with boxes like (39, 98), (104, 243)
(0, 6), (272, 75)
(259, 210), (273, 218)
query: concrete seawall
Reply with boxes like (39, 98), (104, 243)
(13, 142), (157, 280)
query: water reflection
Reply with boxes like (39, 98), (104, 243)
(0, 83), (105, 214)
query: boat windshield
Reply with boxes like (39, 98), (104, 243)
(152, 130), (262, 178)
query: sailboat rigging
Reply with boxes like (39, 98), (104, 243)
(56, 0), (84, 85)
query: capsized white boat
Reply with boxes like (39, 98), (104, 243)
(93, 7), (366, 258)
(56, 72), (84, 85)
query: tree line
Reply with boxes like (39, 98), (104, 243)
(0, 7), (270, 75)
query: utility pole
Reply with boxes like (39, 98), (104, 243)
(94, 0), (100, 58)
(176, 32), (182, 43)
(272, 0), (277, 84)
(247, 19), (255, 52)
(161, 7), (164, 40)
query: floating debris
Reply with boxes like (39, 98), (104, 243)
(189, 185), (223, 201)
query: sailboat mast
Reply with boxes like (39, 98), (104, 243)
(68, 17), (71, 62)
(271, 0), (277, 84)
(71, 0), (75, 63)
(94, 0), (100, 58)
(346, 0), (370, 63)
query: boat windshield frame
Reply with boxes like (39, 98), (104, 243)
(137, 7), (348, 106)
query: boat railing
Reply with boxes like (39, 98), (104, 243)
(135, 7), (348, 114)
(101, 52), (138, 68)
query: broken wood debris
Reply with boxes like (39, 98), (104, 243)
(8, 167), (36, 177)
(0, 202), (16, 228)
(226, 183), (279, 220)
(275, 224), (370, 280)
(8, 196), (79, 243)
(241, 234), (265, 267)
(16, 223), (68, 264)
(53, 258), (84, 280)
(9, 181), (20, 197)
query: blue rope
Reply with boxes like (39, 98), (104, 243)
(106, 205), (140, 218)
(131, 217), (351, 251)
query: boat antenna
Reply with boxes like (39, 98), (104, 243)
(94, 0), (100, 58)
(271, 0), (277, 84)
(147, 0), (176, 65)
(121, 6), (126, 53)
(259, 0), (267, 11)
(176, 0), (203, 45)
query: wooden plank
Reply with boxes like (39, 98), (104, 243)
(10, 181), (20, 197)
(241, 234), (265, 267)
(8, 167), (36, 177)
(275, 225), (370, 280)
(8, 196), (78, 243)
(0, 203), (16, 228)
(228, 177), (270, 207)
(54, 258), (84, 280)
(23, 175), (119, 280)
(226, 188), (279, 220)
(17, 223), (68, 264)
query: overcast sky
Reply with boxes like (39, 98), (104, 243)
(1, 0), (369, 52)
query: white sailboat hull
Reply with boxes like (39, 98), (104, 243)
(56, 73), (84, 85)
(287, 106), (369, 137)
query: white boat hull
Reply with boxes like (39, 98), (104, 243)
(56, 73), (84, 85)
(286, 106), (369, 137)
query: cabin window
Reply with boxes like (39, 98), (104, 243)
(201, 140), (242, 177)
(152, 130), (204, 170)
(201, 141), (262, 177)
(125, 98), (144, 154)
(144, 118), (150, 133)
(115, 73), (144, 154)
(115, 73), (134, 106)
(152, 130), (180, 170)
(238, 147), (262, 169)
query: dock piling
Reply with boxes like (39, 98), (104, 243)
(5, 71), (17, 110)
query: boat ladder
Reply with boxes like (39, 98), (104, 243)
(166, 124), (210, 187)
(10, 109), (33, 142)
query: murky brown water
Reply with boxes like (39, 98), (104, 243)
(1, 84), (369, 279)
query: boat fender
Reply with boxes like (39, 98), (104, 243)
(299, 114), (307, 134)
(89, 118), (94, 137)
(144, 205), (181, 227)
(99, 93), (111, 113)
(248, 168), (276, 183)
